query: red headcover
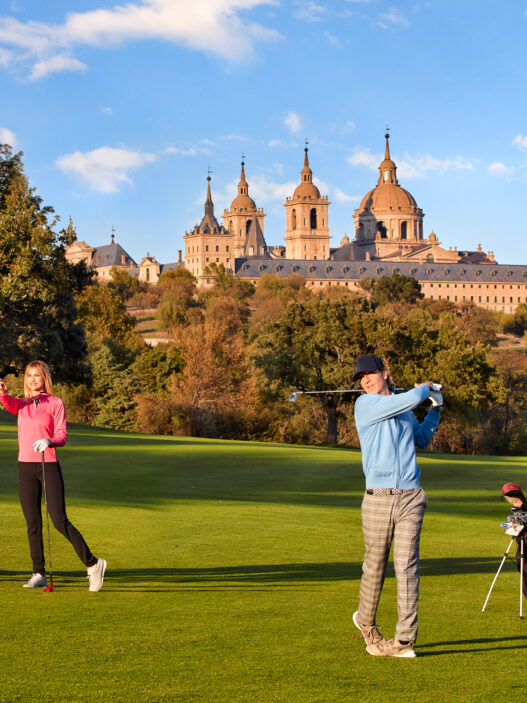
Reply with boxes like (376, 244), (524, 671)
(502, 483), (522, 495)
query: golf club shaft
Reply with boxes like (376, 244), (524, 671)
(521, 538), (524, 619)
(482, 539), (514, 612)
(41, 451), (53, 585)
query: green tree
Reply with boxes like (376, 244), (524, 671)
(156, 269), (201, 333)
(371, 273), (423, 306)
(131, 344), (183, 394)
(503, 303), (527, 336)
(253, 296), (373, 444)
(0, 145), (92, 380)
(76, 284), (142, 349)
(108, 267), (147, 302)
(203, 262), (255, 300)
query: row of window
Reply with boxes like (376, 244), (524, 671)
(427, 283), (524, 290)
(430, 295), (522, 304)
(188, 245), (230, 253)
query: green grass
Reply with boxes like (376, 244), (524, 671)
(0, 412), (525, 702)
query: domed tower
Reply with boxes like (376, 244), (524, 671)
(353, 133), (424, 260)
(184, 173), (230, 281)
(284, 146), (330, 260)
(222, 160), (265, 258)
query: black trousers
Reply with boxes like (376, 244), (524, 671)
(18, 462), (96, 576)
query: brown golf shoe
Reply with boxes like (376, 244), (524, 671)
(352, 611), (386, 648)
(366, 637), (417, 658)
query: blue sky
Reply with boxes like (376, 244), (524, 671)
(1, 0), (526, 265)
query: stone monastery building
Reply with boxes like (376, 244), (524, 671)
(67, 134), (527, 313)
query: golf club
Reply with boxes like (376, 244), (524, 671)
(289, 386), (410, 402)
(40, 451), (54, 593)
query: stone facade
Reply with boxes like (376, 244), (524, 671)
(66, 134), (520, 311)
(284, 148), (331, 260)
(235, 259), (527, 313)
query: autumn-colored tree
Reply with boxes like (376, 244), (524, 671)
(171, 319), (258, 438)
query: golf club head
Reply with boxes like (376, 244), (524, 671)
(288, 392), (298, 402)
(43, 582), (54, 592)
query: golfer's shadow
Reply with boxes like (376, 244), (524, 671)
(417, 635), (527, 656)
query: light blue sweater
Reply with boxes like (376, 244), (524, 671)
(354, 385), (440, 489)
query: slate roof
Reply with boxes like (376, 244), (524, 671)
(235, 258), (527, 283)
(91, 242), (137, 268)
(160, 262), (185, 272)
(244, 217), (269, 258)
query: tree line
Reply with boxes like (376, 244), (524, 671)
(2, 144), (527, 454)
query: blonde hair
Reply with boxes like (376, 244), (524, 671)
(24, 361), (53, 400)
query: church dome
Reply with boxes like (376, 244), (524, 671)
(359, 183), (417, 211)
(358, 133), (418, 212)
(293, 181), (321, 199)
(231, 192), (256, 210)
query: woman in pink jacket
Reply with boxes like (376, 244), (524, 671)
(0, 361), (106, 591)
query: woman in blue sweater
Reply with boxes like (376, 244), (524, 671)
(351, 355), (442, 659)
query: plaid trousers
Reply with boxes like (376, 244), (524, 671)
(357, 488), (427, 642)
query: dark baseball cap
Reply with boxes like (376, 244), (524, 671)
(353, 354), (385, 382)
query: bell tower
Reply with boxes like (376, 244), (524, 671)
(222, 159), (265, 258)
(284, 145), (330, 260)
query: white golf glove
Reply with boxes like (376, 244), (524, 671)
(429, 383), (443, 408)
(33, 438), (52, 453)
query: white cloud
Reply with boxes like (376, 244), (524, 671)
(345, 121), (356, 130)
(334, 188), (359, 203)
(398, 153), (476, 177)
(29, 54), (87, 80)
(0, 0), (281, 79)
(513, 134), (527, 151)
(0, 48), (11, 68)
(268, 138), (298, 148)
(313, 176), (330, 194)
(347, 147), (378, 169)
(56, 146), (156, 193)
(348, 146), (477, 178)
(0, 127), (17, 148)
(211, 173), (298, 211)
(101, 106), (114, 116)
(378, 7), (409, 29)
(284, 111), (302, 134)
(251, 174), (299, 202)
(164, 146), (198, 156)
(164, 139), (216, 156)
(488, 161), (514, 177)
(294, 1), (327, 22)
(324, 31), (340, 46)
(218, 134), (250, 142)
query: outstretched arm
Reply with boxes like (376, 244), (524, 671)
(355, 385), (430, 426)
(0, 379), (22, 416)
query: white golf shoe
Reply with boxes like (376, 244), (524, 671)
(87, 558), (107, 592)
(23, 573), (47, 588)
